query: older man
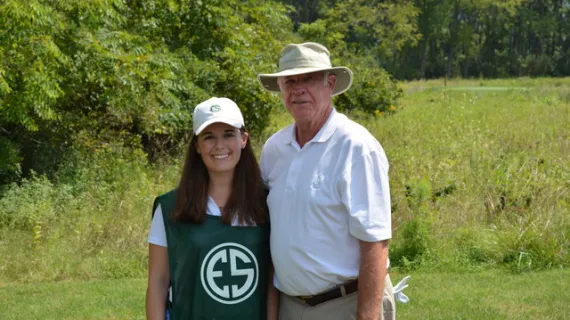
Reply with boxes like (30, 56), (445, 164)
(257, 42), (395, 320)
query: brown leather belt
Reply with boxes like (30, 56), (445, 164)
(296, 279), (358, 307)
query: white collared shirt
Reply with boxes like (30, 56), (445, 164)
(260, 108), (392, 296)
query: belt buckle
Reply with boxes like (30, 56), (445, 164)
(297, 295), (314, 303)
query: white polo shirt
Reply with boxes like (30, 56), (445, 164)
(260, 108), (392, 296)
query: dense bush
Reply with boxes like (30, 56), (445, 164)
(0, 142), (179, 283)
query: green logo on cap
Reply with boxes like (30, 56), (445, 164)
(210, 104), (221, 112)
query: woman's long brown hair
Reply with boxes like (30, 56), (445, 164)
(170, 128), (268, 225)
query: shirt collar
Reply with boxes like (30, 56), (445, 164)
(282, 123), (296, 145)
(312, 108), (339, 143)
(207, 196), (222, 216)
(283, 108), (339, 146)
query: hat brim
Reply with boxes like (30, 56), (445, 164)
(257, 66), (353, 96)
(194, 118), (243, 135)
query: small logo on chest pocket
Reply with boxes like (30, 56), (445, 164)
(311, 173), (324, 188)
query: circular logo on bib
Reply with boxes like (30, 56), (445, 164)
(200, 242), (258, 305)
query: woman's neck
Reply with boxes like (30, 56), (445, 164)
(208, 171), (234, 208)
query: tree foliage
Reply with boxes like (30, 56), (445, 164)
(297, 0), (418, 114)
(2, 0), (568, 188)
(282, 0), (570, 79)
(0, 0), (294, 185)
(396, 0), (570, 79)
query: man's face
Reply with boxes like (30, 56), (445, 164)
(278, 71), (336, 125)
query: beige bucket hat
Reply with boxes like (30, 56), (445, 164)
(257, 42), (353, 96)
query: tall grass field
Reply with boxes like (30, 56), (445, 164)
(0, 78), (569, 319)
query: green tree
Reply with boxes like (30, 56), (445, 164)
(297, 0), (419, 113)
(0, 0), (294, 186)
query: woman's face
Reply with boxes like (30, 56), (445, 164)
(195, 122), (248, 177)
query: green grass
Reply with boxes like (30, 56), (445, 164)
(0, 278), (146, 319)
(0, 153), (181, 284)
(395, 269), (570, 320)
(372, 78), (570, 271)
(1, 269), (569, 319)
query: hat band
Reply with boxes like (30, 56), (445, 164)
(279, 57), (332, 72)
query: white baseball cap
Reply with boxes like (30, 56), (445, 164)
(192, 97), (245, 135)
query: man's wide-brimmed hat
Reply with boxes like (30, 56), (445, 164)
(257, 42), (353, 96)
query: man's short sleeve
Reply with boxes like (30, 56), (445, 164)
(340, 151), (392, 242)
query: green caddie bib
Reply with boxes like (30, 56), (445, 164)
(153, 190), (270, 320)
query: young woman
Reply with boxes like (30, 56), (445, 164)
(146, 97), (278, 320)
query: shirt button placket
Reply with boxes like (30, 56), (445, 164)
(286, 153), (301, 193)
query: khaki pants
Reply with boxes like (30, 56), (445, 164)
(279, 274), (395, 320)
